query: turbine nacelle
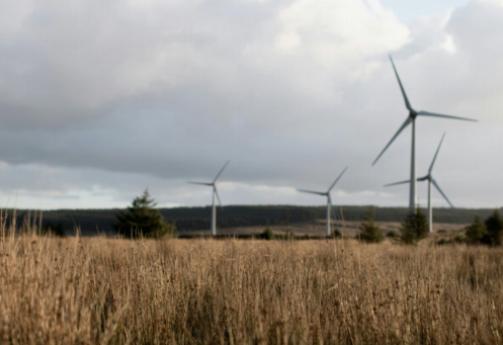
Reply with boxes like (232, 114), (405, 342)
(297, 167), (348, 198)
(187, 161), (230, 236)
(417, 175), (430, 182)
(297, 167), (348, 237)
(384, 133), (454, 209)
(373, 55), (477, 167)
(373, 55), (476, 211)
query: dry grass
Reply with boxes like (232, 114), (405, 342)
(0, 231), (502, 344)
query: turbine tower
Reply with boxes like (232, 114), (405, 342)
(297, 167), (348, 237)
(385, 133), (454, 233)
(188, 161), (230, 236)
(373, 55), (476, 212)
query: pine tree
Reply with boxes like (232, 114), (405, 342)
(466, 216), (487, 244)
(400, 209), (428, 244)
(115, 190), (175, 238)
(483, 210), (503, 246)
(358, 207), (384, 243)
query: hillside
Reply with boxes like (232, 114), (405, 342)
(5, 205), (501, 235)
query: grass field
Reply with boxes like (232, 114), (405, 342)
(0, 232), (502, 345)
(204, 220), (466, 238)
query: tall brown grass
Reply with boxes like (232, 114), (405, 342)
(0, 228), (502, 344)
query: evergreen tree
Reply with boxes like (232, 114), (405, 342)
(483, 210), (503, 246)
(115, 190), (175, 238)
(358, 207), (384, 243)
(466, 216), (487, 244)
(400, 209), (428, 244)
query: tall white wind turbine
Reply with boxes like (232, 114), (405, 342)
(373, 55), (476, 212)
(385, 133), (454, 233)
(188, 161), (230, 236)
(297, 167), (348, 237)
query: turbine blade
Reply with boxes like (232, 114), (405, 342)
(389, 55), (412, 111)
(213, 160), (230, 183)
(432, 178), (454, 208)
(429, 132), (446, 174)
(384, 179), (411, 187)
(327, 167), (348, 192)
(417, 111), (477, 122)
(297, 189), (326, 196)
(372, 117), (412, 166)
(188, 181), (213, 186)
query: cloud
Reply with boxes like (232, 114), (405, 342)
(0, 0), (501, 209)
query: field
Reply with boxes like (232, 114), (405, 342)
(1, 232), (502, 345)
(204, 220), (467, 238)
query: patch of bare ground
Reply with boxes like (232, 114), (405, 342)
(211, 220), (467, 238)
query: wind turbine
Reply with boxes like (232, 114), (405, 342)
(297, 167), (348, 237)
(188, 161), (230, 236)
(385, 133), (453, 233)
(373, 55), (476, 212)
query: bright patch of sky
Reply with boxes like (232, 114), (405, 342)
(382, 0), (469, 21)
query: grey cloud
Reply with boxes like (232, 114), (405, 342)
(0, 0), (501, 208)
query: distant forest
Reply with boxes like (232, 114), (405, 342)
(6, 205), (503, 236)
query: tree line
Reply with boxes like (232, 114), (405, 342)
(4, 190), (503, 239)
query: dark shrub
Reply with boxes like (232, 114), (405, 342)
(115, 190), (175, 239)
(41, 222), (66, 237)
(331, 229), (342, 239)
(436, 238), (449, 246)
(482, 210), (503, 246)
(386, 231), (399, 239)
(358, 208), (383, 243)
(261, 228), (274, 240)
(400, 209), (428, 244)
(466, 216), (487, 244)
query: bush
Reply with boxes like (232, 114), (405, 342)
(400, 209), (428, 244)
(115, 190), (175, 239)
(436, 238), (450, 246)
(332, 229), (342, 239)
(454, 233), (466, 243)
(466, 216), (487, 244)
(358, 208), (383, 243)
(386, 231), (399, 239)
(43, 223), (66, 237)
(482, 210), (503, 246)
(261, 228), (274, 240)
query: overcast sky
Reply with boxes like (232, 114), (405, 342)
(0, 0), (501, 210)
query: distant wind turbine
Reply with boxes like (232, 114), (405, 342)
(373, 55), (476, 212)
(188, 161), (230, 236)
(297, 167), (348, 237)
(385, 133), (453, 233)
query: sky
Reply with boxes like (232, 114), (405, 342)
(381, 0), (469, 21)
(0, 0), (502, 210)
